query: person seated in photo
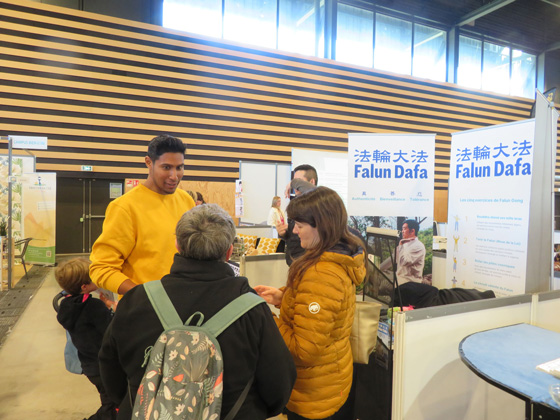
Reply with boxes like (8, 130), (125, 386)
(380, 219), (426, 285)
(55, 258), (117, 420)
(99, 204), (296, 419)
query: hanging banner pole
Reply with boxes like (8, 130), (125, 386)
(526, 90), (560, 292)
(7, 137), (13, 290)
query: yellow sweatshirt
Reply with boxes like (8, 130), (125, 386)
(89, 184), (195, 293)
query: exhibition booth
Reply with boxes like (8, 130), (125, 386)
(0, 139), (56, 290)
(1, 92), (559, 419)
(228, 91), (560, 420)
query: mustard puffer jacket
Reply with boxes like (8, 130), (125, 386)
(276, 243), (366, 419)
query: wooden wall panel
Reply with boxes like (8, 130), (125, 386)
(178, 180), (237, 224)
(0, 0), (556, 202)
(434, 189), (449, 223)
(124, 178), (237, 223)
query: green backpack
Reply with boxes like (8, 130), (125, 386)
(132, 280), (265, 420)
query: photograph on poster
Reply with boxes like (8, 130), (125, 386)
(349, 215), (433, 303)
(0, 157), (27, 241)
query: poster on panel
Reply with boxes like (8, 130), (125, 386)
(446, 119), (535, 296)
(347, 133), (435, 302)
(292, 149), (348, 205)
(20, 173), (56, 265)
(0, 155), (36, 241)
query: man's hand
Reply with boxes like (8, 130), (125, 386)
(284, 181), (292, 198)
(117, 279), (137, 295)
(276, 220), (288, 237)
(99, 293), (118, 311)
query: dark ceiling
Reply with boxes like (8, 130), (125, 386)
(357, 0), (560, 54)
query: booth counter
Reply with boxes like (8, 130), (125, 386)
(391, 289), (560, 420)
(233, 242), (560, 420)
(240, 253), (288, 315)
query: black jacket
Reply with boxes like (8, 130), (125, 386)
(99, 255), (296, 420)
(57, 294), (113, 377)
(394, 282), (496, 308)
(281, 219), (305, 266)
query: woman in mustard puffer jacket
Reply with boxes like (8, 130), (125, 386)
(255, 186), (366, 420)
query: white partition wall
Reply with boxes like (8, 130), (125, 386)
(534, 290), (560, 332)
(240, 253), (288, 314)
(393, 296), (534, 420)
(236, 225), (275, 238)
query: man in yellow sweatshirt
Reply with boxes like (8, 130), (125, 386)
(89, 134), (196, 295)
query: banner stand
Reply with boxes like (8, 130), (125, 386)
(4, 135), (47, 289)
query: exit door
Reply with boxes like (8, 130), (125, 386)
(56, 178), (123, 254)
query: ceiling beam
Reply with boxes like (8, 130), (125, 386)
(544, 40), (560, 52)
(455, 0), (517, 27)
(540, 0), (560, 9)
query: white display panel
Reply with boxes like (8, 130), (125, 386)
(292, 148), (348, 205)
(239, 161), (290, 225)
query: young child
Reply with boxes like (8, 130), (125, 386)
(55, 258), (117, 420)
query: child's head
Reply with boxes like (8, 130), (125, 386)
(55, 258), (97, 295)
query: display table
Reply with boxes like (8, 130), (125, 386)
(459, 323), (560, 419)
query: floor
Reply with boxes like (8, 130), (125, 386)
(0, 264), (287, 419)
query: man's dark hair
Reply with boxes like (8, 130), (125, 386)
(293, 164), (318, 185)
(403, 219), (420, 236)
(147, 134), (186, 161)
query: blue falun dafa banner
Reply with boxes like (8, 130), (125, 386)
(347, 133), (435, 217)
(446, 119), (535, 296)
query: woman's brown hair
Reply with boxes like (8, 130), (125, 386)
(286, 186), (364, 287)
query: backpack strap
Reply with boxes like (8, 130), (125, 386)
(222, 376), (254, 420)
(207, 292), (264, 420)
(144, 280), (183, 330)
(204, 292), (265, 337)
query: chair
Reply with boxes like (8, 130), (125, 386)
(14, 237), (33, 277)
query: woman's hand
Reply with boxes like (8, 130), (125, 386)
(254, 285), (284, 306)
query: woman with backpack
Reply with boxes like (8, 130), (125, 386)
(255, 186), (366, 420)
(99, 204), (296, 420)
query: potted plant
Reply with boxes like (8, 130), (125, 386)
(0, 219), (6, 255)
(0, 219), (6, 237)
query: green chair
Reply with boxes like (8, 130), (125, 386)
(14, 238), (33, 277)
